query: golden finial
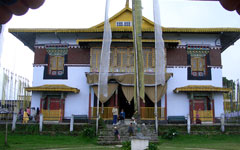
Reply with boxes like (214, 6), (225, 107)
(126, 0), (129, 8)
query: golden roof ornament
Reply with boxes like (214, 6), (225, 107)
(126, 0), (129, 8)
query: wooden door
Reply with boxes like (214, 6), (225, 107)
(194, 100), (205, 111)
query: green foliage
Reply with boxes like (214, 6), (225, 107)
(99, 118), (106, 129)
(121, 141), (131, 150)
(80, 126), (96, 138)
(146, 143), (158, 150)
(161, 128), (178, 140)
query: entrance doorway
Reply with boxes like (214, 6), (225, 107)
(118, 87), (134, 118)
(41, 96), (64, 121)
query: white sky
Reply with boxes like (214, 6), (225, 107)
(1, 0), (240, 83)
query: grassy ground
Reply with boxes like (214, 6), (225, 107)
(0, 132), (121, 150)
(158, 134), (240, 150)
(1, 132), (240, 150)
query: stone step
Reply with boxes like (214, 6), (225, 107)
(97, 139), (159, 145)
(98, 136), (159, 141)
(99, 131), (157, 135)
(98, 123), (159, 145)
(99, 133), (157, 137)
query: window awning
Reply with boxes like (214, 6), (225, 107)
(174, 85), (231, 93)
(25, 84), (80, 93)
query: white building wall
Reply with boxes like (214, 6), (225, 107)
(32, 66), (90, 118)
(166, 67), (224, 117)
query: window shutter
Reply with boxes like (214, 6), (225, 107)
(57, 56), (64, 70)
(148, 52), (152, 68)
(191, 57), (198, 71)
(198, 57), (205, 72)
(117, 52), (121, 67)
(50, 56), (57, 70)
(152, 49), (155, 67)
(110, 50), (114, 67)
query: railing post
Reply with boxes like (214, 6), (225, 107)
(12, 113), (17, 131)
(70, 114), (74, 132)
(187, 114), (191, 134)
(39, 114), (43, 132)
(221, 113), (225, 133)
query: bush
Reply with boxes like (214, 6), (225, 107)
(121, 141), (131, 150)
(146, 143), (158, 150)
(80, 126), (96, 138)
(161, 128), (178, 140)
(99, 118), (106, 129)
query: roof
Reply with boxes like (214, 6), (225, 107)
(8, 4), (240, 52)
(25, 84), (80, 93)
(9, 27), (240, 33)
(174, 85), (231, 93)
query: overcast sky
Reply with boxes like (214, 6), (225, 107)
(1, 0), (240, 82)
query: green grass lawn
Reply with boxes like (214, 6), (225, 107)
(1, 132), (240, 150)
(0, 132), (121, 150)
(158, 134), (240, 150)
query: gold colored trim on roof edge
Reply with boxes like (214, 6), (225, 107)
(26, 88), (80, 93)
(76, 39), (181, 43)
(90, 7), (154, 29)
(9, 27), (240, 33)
(174, 85), (231, 93)
(25, 84), (80, 93)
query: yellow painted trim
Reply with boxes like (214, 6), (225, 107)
(76, 39), (181, 43)
(9, 27), (240, 33)
(90, 7), (154, 29)
(25, 84), (80, 93)
(174, 85), (231, 93)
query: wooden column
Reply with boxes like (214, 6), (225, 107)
(140, 98), (145, 119)
(115, 88), (118, 106)
(40, 99), (43, 113)
(140, 98), (145, 107)
(212, 99), (215, 123)
(60, 99), (65, 122)
(88, 86), (92, 120)
(189, 100), (193, 123)
(165, 93), (167, 120)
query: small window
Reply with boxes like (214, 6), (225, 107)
(49, 56), (65, 76)
(44, 54), (68, 79)
(191, 56), (206, 77)
(116, 21), (132, 27)
(116, 22), (124, 26)
(124, 21), (131, 26)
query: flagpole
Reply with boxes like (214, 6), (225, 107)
(132, 0), (144, 120)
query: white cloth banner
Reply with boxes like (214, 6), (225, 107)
(153, 0), (165, 86)
(0, 25), (5, 66)
(98, 0), (112, 97)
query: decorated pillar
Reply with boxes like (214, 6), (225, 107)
(212, 99), (215, 123)
(88, 86), (92, 120)
(189, 99), (193, 123)
(165, 93), (167, 120)
(115, 88), (118, 106)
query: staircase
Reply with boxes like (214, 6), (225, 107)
(97, 120), (159, 145)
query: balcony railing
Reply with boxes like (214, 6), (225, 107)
(91, 107), (165, 120)
(193, 110), (213, 123)
(42, 109), (62, 121)
(140, 107), (165, 120)
(92, 107), (113, 120)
